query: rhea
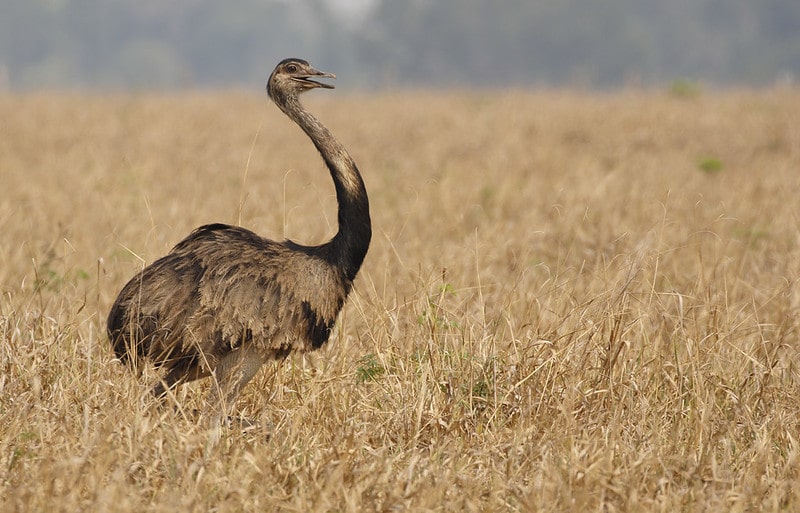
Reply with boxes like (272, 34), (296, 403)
(107, 58), (370, 424)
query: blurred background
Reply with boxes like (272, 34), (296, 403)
(0, 0), (798, 91)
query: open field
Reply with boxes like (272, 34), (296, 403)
(1, 87), (800, 511)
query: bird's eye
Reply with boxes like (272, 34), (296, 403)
(286, 64), (298, 73)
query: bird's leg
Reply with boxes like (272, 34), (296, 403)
(152, 362), (210, 399)
(204, 344), (266, 434)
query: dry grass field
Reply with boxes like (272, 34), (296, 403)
(1, 86), (800, 511)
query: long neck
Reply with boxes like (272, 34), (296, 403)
(277, 95), (371, 281)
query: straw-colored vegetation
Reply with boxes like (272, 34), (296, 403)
(1, 87), (799, 511)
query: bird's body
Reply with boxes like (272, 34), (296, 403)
(107, 59), (370, 420)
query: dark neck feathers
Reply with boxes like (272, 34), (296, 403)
(273, 93), (371, 281)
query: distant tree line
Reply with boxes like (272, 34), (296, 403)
(1, 0), (798, 90)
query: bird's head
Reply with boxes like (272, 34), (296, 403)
(267, 58), (335, 102)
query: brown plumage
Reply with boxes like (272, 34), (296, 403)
(107, 58), (371, 421)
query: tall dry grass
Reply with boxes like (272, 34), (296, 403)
(1, 87), (799, 511)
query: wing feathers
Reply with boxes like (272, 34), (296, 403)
(107, 224), (350, 372)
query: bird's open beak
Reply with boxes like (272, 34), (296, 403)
(294, 67), (336, 89)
